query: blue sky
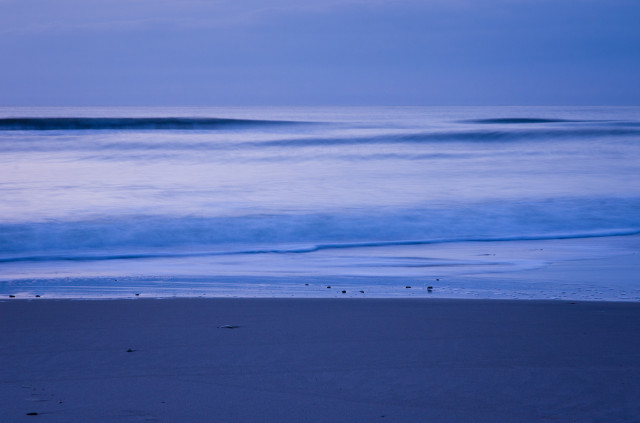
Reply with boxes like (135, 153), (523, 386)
(1, 0), (639, 105)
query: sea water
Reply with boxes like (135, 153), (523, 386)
(1, 106), (639, 299)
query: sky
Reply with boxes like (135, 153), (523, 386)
(1, 0), (639, 106)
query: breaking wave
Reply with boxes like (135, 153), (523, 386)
(2, 228), (639, 264)
(2, 197), (639, 263)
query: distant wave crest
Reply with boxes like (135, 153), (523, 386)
(0, 117), (303, 131)
(259, 127), (640, 148)
(461, 118), (585, 124)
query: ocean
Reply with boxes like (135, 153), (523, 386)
(1, 106), (639, 299)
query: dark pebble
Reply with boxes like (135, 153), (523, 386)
(341, 290), (347, 294)
(360, 290), (365, 293)
(26, 412), (38, 416)
(305, 283), (309, 286)
(9, 295), (15, 298)
(126, 348), (134, 352)
(405, 286), (411, 289)
(327, 286), (331, 289)
(135, 293), (140, 296)
(35, 295), (41, 298)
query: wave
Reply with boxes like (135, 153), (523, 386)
(2, 198), (639, 260)
(2, 228), (639, 264)
(258, 127), (640, 148)
(461, 118), (589, 124)
(3, 128), (637, 155)
(0, 117), (305, 131)
(1, 123), (639, 155)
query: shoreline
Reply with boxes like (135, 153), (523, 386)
(1, 296), (638, 304)
(2, 234), (639, 302)
(2, 297), (639, 422)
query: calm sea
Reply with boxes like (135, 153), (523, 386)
(1, 106), (639, 299)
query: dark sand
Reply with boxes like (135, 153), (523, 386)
(1, 298), (639, 422)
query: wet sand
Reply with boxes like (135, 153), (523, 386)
(1, 298), (639, 422)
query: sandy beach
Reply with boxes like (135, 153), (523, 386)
(2, 298), (639, 422)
